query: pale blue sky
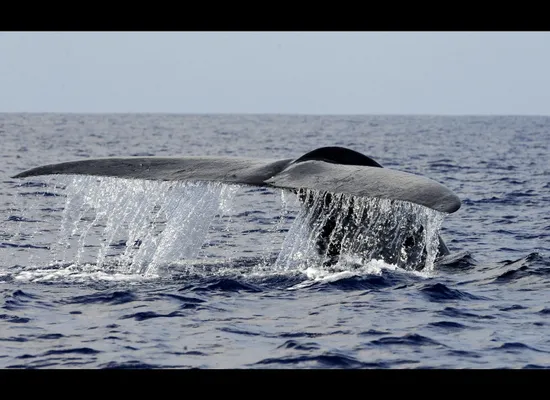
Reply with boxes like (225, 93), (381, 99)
(1, 32), (549, 115)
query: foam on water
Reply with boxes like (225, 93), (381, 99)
(287, 258), (431, 290)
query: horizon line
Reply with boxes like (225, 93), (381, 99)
(1, 111), (549, 117)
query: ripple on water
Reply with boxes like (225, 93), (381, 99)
(252, 353), (378, 369)
(370, 333), (446, 347)
(419, 283), (488, 302)
(428, 321), (468, 330)
(277, 339), (321, 351)
(0, 314), (30, 324)
(63, 290), (138, 305)
(120, 311), (184, 321)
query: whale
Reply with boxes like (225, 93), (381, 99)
(12, 146), (460, 269)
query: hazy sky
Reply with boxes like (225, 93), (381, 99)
(1, 32), (549, 115)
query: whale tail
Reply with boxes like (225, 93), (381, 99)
(11, 146), (460, 214)
(11, 146), (460, 270)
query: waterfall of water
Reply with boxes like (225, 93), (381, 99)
(51, 176), (238, 276)
(7, 176), (446, 281)
(274, 189), (445, 273)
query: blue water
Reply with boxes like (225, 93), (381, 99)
(0, 113), (549, 369)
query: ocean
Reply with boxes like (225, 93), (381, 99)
(0, 113), (548, 369)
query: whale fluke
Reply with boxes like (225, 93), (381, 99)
(11, 146), (461, 214)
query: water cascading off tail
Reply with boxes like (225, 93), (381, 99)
(51, 176), (238, 277)
(48, 176), (445, 278)
(274, 189), (446, 273)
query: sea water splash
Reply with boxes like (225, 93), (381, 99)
(50, 176), (239, 277)
(275, 189), (446, 274)
(6, 176), (445, 282)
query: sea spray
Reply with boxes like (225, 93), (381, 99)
(51, 176), (239, 276)
(274, 189), (446, 273)
(7, 176), (445, 281)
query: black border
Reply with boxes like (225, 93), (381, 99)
(3, 3), (548, 31)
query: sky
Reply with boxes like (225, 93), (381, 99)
(1, 31), (549, 115)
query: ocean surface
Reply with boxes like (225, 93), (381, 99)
(0, 113), (549, 369)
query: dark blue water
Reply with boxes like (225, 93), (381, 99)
(0, 113), (549, 369)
